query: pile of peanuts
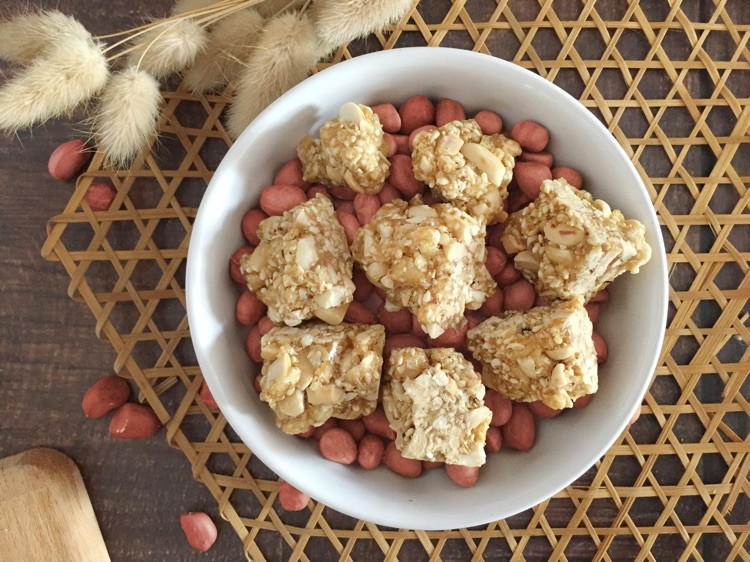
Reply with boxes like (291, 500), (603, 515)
(226, 96), (614, 504)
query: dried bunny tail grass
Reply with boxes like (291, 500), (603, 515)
(0, 34), (108, 134)
(256, 0), (307, 17)
(226, 12), (325, 139)
(172, 0), (217, 15)
(0, 10), (89, 64)
(92, 68), (162, 167)
(183, 8), (265, 93)
(126, 18), (208, 79)
(312, 0), (413, 51)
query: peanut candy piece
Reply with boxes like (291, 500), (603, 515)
(502, 179), (652, 303)
(297, 102), (390, 194)
(467, 298), (597, 410)
(411, 119), (521, 224)
(240, 195), (355, 326)
(384, 347), (492, 467)
(260, 323), (385, 434)
(351, 196), (495, 338)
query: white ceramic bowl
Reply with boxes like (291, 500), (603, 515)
(186, 47), (668, 530)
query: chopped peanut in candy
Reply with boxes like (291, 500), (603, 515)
(411, 119), (521, 224)
(239, 195), (355, 326)
(383, 347), (492, 467)
(260, 323), (386, 434)
(351, 196), (495, 339)
(467, 298), (598, 410)
(501, 179), (652, 303)
(298, 102), (390, 194)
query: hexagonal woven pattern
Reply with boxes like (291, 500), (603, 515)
(42, 1), (749, 560)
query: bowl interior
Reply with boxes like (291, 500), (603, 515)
(186, 47), (668, 530)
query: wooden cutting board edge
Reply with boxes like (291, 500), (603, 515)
(0, 447), (110, 562)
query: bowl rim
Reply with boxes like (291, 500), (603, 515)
(186, 46), (669, 530)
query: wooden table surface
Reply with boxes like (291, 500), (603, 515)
(1, 1), (747, 561)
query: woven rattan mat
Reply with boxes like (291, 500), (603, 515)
(41, 1), (749, 560)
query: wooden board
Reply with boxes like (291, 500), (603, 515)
(0, 448), (110, 562)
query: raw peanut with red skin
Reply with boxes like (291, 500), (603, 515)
(229, 246), (253, 284)
(82, 375), (130, 418)
(552, 166), (583, 188)
(519, 151), (553, 167)
(411, 315), (427, 337)
(312, 418), (338, 439)
(504, 279), (536, 311)
(408, 124), (437, 151)
(372, 103), (401, 133)
(374, 286), (387, 301)
(109, 403), (161, 439)
(384, 442), (422, 478)
(236, 290), (266, 325)
(335, 210), (360, 244)
(48, 139), (90, 181)
(257, 315), (275, 336)
(591, 288), (610, 302)
(307, 184), (333, 201)
(514, 161), (552, 200)
(199, 382), (219, 410)
(435, 98), (466, 126)
(273, 158), (307, 188)
(180, 512), (218, 552)
(362, 406), (396, 440)
(586, 302), (600, 323)
(429, 323), (468, 348)
(354, 193), (380, 225)
(421, 191), (442, 205)
(245, 325), (262, 362)
(392, 134), (410, 155)
(574, 394), (593, 409)
(528, 400), (561, 419)
(353, 268), (374, 302)
(485, 246), (508, 277)
(485, 426), (502, 452)
(329, 185), (357, 200)
(486, 223), (505, 249)
(278, 482), (310, 511)
(388, 155), (425, 197)
(507, 190), (530, 213)
(502, 403), (536, 451)
(473, 110), (503, 135)
(384, 334), (425, 356)
(253, 376), (262, 394)
(484, 388), (513, 426)
(241, 209), (268, 245)
(398, 95), (435, 134)
(535, 295), (550, 307)
(465, 311), (485, 330)
(338, 418), (366, 441)
(259, 184), (307, 216)
(357, 433), (385, 469)
(296, 426), (315, 438)
(383, 133), (397, 157)
(479, 288), (503, 316)
(592, 332), (608, 363)
(423, 460), (444, 469)
(495, 263), (521, 286)
(377, 303), (412, 334)
(336, 201), (355, 215)
(378, 182), (401, 204)
(84, 182), (117, 211)
(345, 301), (377, 324)
(318, 427), (357, 465)
(510, 120), (549, 152)
(446, 464), (479, 488)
